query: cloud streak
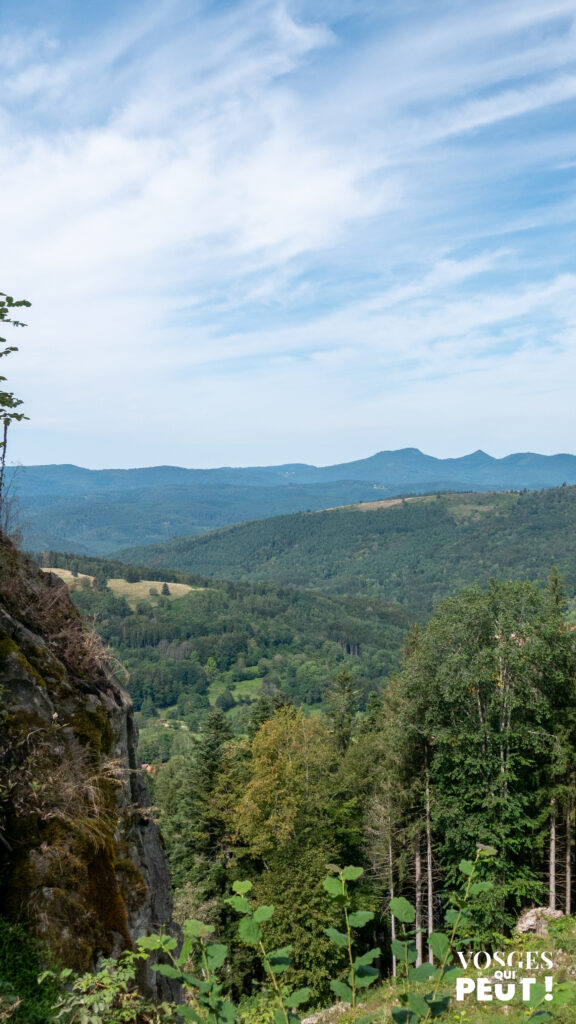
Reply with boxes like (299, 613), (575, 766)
(0, 0), (575, 466)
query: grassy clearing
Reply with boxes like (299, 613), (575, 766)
(107, 577), (195, 604)
(208, 676), (264, 701)
(444, 491), (519, 523)
(43, 567), (93, 583)
(43, 568), (196, 607)
(320, 490), (519, 519)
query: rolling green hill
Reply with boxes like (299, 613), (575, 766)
(117, 487), (576, 615)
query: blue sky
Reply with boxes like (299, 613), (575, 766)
(1, 0), (575, 468)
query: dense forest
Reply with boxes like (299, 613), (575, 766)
(144, 577), (576, 1007)
(10, 490), (576, 1022)
(29, 557), (408, 749)
(117, 487), (576, 615)
(22, 545), (576, 1022)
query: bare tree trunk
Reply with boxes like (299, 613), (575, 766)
(425, 770), (434, 963)
(415, 838), (423, 967)
(566, 797), (572, 917)
(550, 800), (557, 910)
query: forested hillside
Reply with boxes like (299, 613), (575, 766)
(36, 561), (408, 742)
(82, 577), (576, 1015)
(118, 487), (576, 615)
(19, 491), (576, 1021)
(13, 536), (576, 1021)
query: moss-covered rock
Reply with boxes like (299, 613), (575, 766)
(0, 535), (179, 1000)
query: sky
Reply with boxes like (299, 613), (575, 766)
(1, 0), (576, 469)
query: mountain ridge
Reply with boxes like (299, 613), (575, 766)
(11, 448), (576, 555)
(10, 447), (576, 495)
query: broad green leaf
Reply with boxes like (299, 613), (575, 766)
(391, 939), (418, 962)
(206, 944), (227, 970)
(354, 947), (380, 967)
(551, 983), (576, 1005)
(391, 1009), (418, 1024)
(284, 988), (311, 1007)
(176, 1008), (203, 1023)
(425, 995), (450, 1018)
(458, 859), (475, 876)
(274, 1010), (286, 1024)
(152, 964), (181, 979)
(182, 919), (214, 939)
(442, 965), (463, 979)
(269, 946), (292, 974)
(528, 984), (547, 1007)
(409, 963), (435, 982)
(323, 876), (343, 897)
(238, 916), (262, 946)
(180, 972), (205, 989)
(391, 939), (409, 960)
(477, 844), (497, 858)
(137, 935), (164, 951)
(176, 937), (194, 966)
(269, 960), (290, 974)
(527, 1014), (553, 1023)
(470, 881), (493, 894)
(408, 992), (430, 1018)
(348, 910), (374, 927)
(226, 895), (251, 914)
(253, 905), (275, 923)
(341, 865), (364, 881)
(390, 896), (416, 923)
(219, 1002), (237, 1024)
(330, 980), (354, 1003)
(428, 932), (450, 961)
(443, 909), (459, 926)
(354, 964), (379, 988)
(324, 927), (349, 947)
(232, 880), (252, 895)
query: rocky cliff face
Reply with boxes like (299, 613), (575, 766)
(0, 536), (178, 999)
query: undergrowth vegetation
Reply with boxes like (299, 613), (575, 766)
(15, 863), (576, 1024)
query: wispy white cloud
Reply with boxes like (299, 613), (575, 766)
(1, 0), (575, 466)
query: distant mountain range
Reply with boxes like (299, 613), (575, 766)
(10, 448), (576, 555)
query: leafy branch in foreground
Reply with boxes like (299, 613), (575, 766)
(39, 953), (169, 1023)
(226, 879), (310, 1024)
(390, 846), (503, 1024)
(322, 865), (380, 1014)
(141, 922), (234, 1024)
